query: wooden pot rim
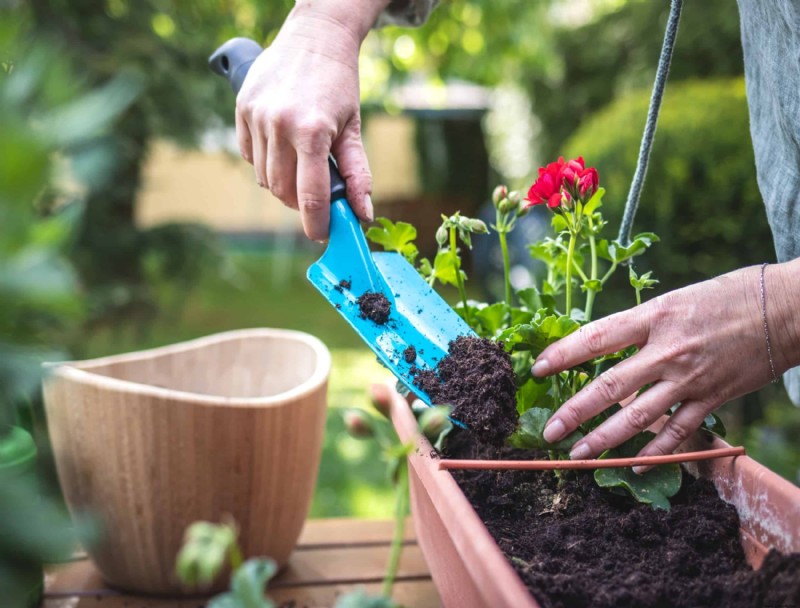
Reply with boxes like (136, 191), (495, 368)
(43, 328), (331, 408)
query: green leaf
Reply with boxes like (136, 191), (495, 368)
(702, 412), (727, 438)
(551, 213), (569, 233)
(581, 279), (603, 293)
(365, 218), (419, 264)
(228, 558), (277, 608)
(629, 267), (659, 291)
(515, 377), (552, 414)
(510, 307), (535, 326)
(594, 432), (682, 510)
(498, 314), (580, 353)
(334, 587), (399, 608)
(508, 407), (582, 450)
(434, 249), (460, 286)
(516, 286), (557, 313)
(582, 187), (605, 215)
(474, 302), (509, 336)
(599, 233), (660, 264)
(175, 521), (238, 587)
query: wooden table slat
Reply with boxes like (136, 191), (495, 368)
(43, 518), (440, 608)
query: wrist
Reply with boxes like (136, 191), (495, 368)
(766, 258), (800, 373)
(291, 0), (390, 45)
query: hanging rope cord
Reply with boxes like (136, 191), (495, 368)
(617, 0), (683, 246)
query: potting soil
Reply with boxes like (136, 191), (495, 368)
(356, 291), (391, 325)
(412, 336), (518, 446)
(444, 431), (800, 608)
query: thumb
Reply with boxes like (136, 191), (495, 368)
(331, 118), (374, 222)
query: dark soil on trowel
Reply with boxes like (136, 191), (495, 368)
(403, 345), (417, 364)
(412, 335), (517, 446)
(357, 291), (391, 324)
(443, 432), (800, 608)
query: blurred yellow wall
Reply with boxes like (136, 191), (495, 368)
(136, 114), (419, 232)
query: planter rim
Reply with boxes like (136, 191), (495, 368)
(43, 328), (331, 408)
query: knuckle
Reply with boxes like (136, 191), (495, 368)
(557, 404), (585, 430)
(594, 368), (623, 402)
(664, 418), (693, 445)
(298, 196), (327, 215)
(623, 403), (652, 432)
(271, 106), (296, 131)
(295, 116), (335, 154)
(579, 323), (608, 355)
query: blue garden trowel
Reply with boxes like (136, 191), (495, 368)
(209, 38), (476, 408)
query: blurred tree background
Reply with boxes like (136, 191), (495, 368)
(0, 2), (797, 573)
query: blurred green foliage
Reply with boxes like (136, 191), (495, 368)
(21, 0), (294, 341)
(0, 16), (139, 424)
(527, 0), (744, 159)
(565, 78), (772, 301)
(0, 17), (132, 607)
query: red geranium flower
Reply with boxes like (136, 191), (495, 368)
(525, 156), (599, 211)
(526, 157), (567, 209)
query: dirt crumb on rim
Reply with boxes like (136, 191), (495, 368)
(412, 335), (517, 446)
(357, 291), (391, 325)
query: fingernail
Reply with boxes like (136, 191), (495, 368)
(364, 194), (374, 222)
(543, 418), (566, 443)
(531, 358), (550, 377)
(569, 442), (591, 461)
(632, 465), (650, 475)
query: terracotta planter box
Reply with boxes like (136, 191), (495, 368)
(43, 329), (330, 594)
(387, 385), (800, 608)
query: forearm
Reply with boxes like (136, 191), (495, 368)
(290, 0), (392, 48)
(767, 257), (800, 373)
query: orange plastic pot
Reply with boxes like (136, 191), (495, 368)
(385, 384), (800, 608)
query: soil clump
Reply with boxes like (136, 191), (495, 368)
(412, 336), (517, 446)
(357, 291), (391, 324)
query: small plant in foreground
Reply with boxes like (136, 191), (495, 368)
(368, 156), (726, 510)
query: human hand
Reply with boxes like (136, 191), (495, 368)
(534, 262), (800, 466)
(235, 2), (384, 240)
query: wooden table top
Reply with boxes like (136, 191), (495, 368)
(43, 518), (441, 608)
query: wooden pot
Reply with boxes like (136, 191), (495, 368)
(43, 329), (330, 594)
(385, 384), (800, 608)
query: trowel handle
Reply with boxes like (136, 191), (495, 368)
(209, 37), (348, 202)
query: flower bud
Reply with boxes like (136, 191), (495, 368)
(498, 199), (514, 214)
(507, 190), (522, 205)
(343, 409), (374, 439)
(492, 184), (508, 207)
(435, 224), (449, 246)
(418, 406), (452, 438)
(465, 218), (488, 234)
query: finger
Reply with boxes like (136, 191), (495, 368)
(632, 400), (714, 474)
(267, 129), (298, 209)
(331, 118), (374, 222)
(296, 150), (331, 240)
(542, 349), (662, 443)
(252, 123), (269, 189)
(567, 381), (681, 460)
(532, 309), (649, 377)
(235, 106), (253, 164)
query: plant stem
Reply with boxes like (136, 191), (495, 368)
(499, 229), (513, 308)
(635, 286), (642, 307)
(584, 220), (598, 321)
(600, 261), (618, 285)
(382, 458), (408, 598)
(450, 228), (470, 323)
(564, 230), (577, 315)
(229, 541), (244, 572)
